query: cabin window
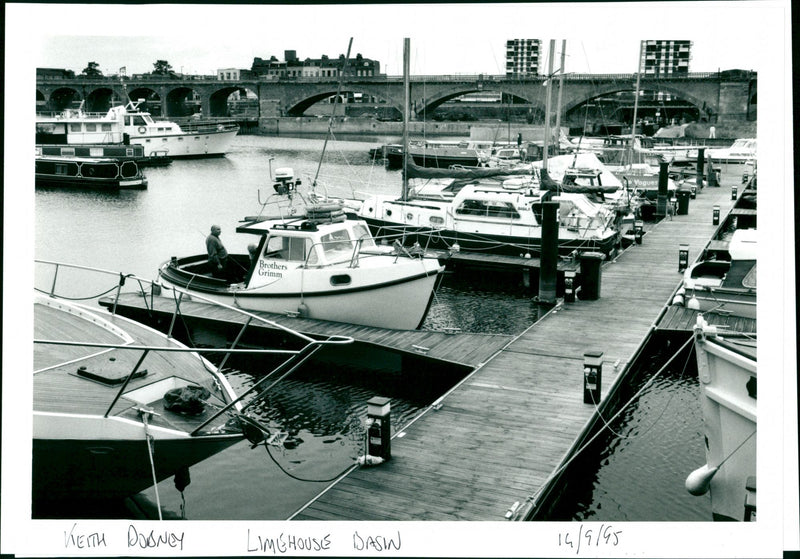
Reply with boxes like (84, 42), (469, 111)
(85, 124), (97, 132)
(455, 199), (520, 219)
(55, 164), (68, 175)
(178, 137), (184, 141)
(126, 148), (134, 156)
(266, 236), (308, 262)
(101, 124), (112, 131)
(89, 148), (102, 157)
(69, 123), (82, 132)
(351, 224), (376, 247)
(132, 116), (147, 126)
(320, 229), (352, 258)
(158, 127), (166, 132)
(62, 147), (75, 156)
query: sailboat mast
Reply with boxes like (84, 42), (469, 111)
(629, 41), (643, 165)
(542, 39), (555, 171)
(554, 40), (566, 154)
(402, 38), (410, 202)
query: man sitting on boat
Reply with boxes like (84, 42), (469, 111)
(206, 224), (231, 279)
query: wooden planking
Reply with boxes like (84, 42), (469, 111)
(106, 293), (513, 368)
(658, 305), (757, 333)
(292, 175), (742, 521)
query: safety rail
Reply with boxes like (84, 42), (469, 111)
(35, 259), (354, 355)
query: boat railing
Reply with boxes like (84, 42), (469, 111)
(35, 259), (354, 373)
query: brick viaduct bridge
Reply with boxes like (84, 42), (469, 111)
(36, 71), (756, 124)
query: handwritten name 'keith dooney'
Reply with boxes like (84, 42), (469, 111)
(258, 260), (288, 278)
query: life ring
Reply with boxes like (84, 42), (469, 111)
(137, 126), (147, 134)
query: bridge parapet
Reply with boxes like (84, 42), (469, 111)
(36, 71), (756, 122)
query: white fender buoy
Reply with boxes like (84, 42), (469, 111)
(297, 302), (309, 317)
(685, 463), (719, 496)
(687, 295), (700, 310)
(672, 294), (685, 306)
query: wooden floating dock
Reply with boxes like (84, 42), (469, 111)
(290, 178), (743, 521)
(102, 294), (512, 369)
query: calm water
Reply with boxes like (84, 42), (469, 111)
(32, 134), (711, 520)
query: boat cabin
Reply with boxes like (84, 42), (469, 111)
(237, 216), (380, 281)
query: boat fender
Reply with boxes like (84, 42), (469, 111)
(357, 454), (385, 467)
(671, 294), (685, 306)
(298, 302), (309, 317)
(174, 467), (191, 493)
(163, 385), (211, 415)
(138, 126), (147, 134)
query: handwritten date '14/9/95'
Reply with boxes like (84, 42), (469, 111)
(558, 524), (622, 554)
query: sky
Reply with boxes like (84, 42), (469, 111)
(18, 2), (776, 77)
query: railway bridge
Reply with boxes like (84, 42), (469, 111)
(36, 71), (756, 124)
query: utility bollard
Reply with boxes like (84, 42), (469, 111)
(731, 185), (738, 200)
(366, 396), (392, 462)
(634, 220), (644, 244)
(678, 243), (689, 272)
(713, 205), (720, 225)
(564, 270), (576, 302)
(583, 351), (603, 404)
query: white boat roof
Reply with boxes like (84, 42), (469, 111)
(729, 228), (757, 260)
(238, 215), (369, 237)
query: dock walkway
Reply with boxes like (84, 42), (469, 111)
(291, 180), (740, 520)
(103, 294), (512, 369)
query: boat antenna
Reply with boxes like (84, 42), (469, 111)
(401, 37), (410, 201)
(312, 37), (353, 191)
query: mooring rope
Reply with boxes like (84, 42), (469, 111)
(141, 411), (163, 521)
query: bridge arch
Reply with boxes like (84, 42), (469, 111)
(562, 82), (713, 124)
(127, 86), (162, 115)
(284, 87), (398, 117)
(165, 86), (203, 117)
(415, 85), (543, 119)
(47, 87), (82, 111)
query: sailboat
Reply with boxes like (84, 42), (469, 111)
(347, 39), (622, 258)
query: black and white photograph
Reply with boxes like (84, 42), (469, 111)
(3, 1), (796, 557)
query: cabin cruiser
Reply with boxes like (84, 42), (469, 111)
(682, 228), (757, 319)
(157, 169), (444, 330)
(36, 99), (239, 158)
(706, 138), (757, 165)
(351, 158), (622, 258)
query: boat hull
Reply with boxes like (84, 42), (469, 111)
(361, 217), (619, 257)
(128, 128), (238, 158)
(33, 425), (242, 502)
(694, 327), (757, 521)
(158, 259), (443, 330)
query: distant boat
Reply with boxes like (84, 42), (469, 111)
(35, 155), (148, 189)
(686, 314), (757, 521)
(157, 168), (445, 330)
(706, 138), (757, 166)
(35, 143), (171, 167)
(384, 140), (495, 169)
(36, 99), (239, 159)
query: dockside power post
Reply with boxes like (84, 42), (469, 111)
(678, 243), (690, 272)
(583, 351), (603, 404)
(366, 396), (392, 461)
(713, 205), (720, 225)
(696, 148), (706, 191)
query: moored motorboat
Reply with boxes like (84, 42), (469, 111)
(682, 228), (757, 319)
(351, 158), (623, 258)
(36, 99), (239, 159)
(33, 291), (244, 502)
(685, 315), (757, 521)
(35, 155), (147, 189)
(706, 138), (757, 166)
(33, 259), (353, 507)
(157, 169), (445, 330)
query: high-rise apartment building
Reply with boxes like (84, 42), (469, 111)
(506, 39), (542, 77)
(639, 40), (691, 76)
